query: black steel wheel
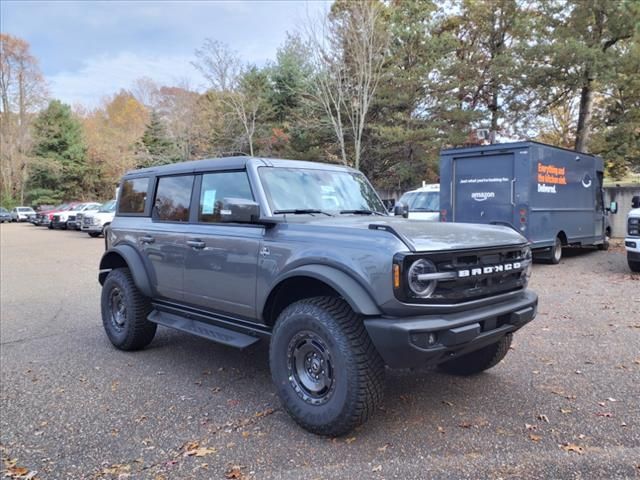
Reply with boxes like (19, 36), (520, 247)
(287, 330), (336, 406)
(101, 268), (156, 350)
(270, 297), (385, 436)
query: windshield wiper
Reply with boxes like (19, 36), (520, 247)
(339, 209), (385, 216)
(272, 209), (334, 216)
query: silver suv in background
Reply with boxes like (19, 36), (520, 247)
(11, 206), (36, 222)
(82, 200), (116, 237)
(393, 183), (440, 221)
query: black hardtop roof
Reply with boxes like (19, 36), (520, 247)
(440, 140), (601, 158)
(122, 156), (357, 178)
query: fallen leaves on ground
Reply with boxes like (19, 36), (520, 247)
(345, 437), (357, 444)
(224, 464), (247, 479)
(560, 443), (585, 454)
(529, 434), (542, 442)
(182, 441), (217, 457)
(372, 464), (382, 472)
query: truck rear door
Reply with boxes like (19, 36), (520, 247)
(453, 153), (515, 226)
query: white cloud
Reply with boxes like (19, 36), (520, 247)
(48, 51), (207, 107)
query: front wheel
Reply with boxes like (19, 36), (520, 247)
(438, 334), (512, 376)
(629, 259), (640, 273)
(101, 268), (156, 350)
(270, 297), (385, 436)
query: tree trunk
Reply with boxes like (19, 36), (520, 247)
(575, 69), (594, 152)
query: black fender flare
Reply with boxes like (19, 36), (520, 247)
(99, 244), (153, 297)
(265, 264), (382, 316)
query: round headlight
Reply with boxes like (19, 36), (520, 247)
(407, 259), (438, 297)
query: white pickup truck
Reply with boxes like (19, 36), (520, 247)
(81, 200), (116, 237)
(625, 195), (640, 272)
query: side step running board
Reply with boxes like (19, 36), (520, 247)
(148, 310), (260, 349)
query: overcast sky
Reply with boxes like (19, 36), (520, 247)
(1, 0), (329, 107)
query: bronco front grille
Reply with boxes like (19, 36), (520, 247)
(395, 246), (530, 304)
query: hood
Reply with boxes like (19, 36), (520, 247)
(92, 211), (115, 220)
(629, 208), (640, 218)
(286, 215), (527, 252)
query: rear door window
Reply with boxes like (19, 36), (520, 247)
(153, 175), (195, 222)
(198, 171), (253, 223)
(119, 177), (149, 214)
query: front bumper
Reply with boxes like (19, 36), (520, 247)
(364, 290), (538, 368)
(82, 224), (103, 233)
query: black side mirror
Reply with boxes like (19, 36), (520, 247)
(608, 201), (618, 214)
(220, 198), (260, 223)
(632, 196), (640, 209)
(393, 203), (409, 218)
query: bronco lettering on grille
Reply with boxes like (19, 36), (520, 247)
(457, 262), (522, 278)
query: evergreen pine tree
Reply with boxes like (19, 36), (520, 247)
(135, 111), (180, 167)
(29, 100), (87, 202)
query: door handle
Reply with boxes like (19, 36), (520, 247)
(186, 239), (206, 250)
(141, 235), (155, 244)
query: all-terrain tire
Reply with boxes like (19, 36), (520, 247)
(438, 334), (513, 376)
(629, 259), (640, 273)
(101, 268), (156, 351)
(270, 297), (385, 436)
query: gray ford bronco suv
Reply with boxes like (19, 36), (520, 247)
(99, 157), (538, 435)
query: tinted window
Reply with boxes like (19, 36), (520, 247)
(199, 171), (253, 222)
(154, 175), (194, 222)
(119, 178), (149, 214)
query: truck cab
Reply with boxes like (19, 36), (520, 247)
(625, 195), (640, 272)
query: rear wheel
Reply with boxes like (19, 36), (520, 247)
(598, 230), (610, 251)
(438, 334), (512, 376)
(548, 236), (562, 264)
(101, 268), (156, 350)
(270, 297), (385, 436)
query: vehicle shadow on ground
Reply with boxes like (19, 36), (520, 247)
(134, 326), (532, 436)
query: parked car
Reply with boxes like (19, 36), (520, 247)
(0, 207), (12, 223)
(82, 200), (116, 237)
(57, 202), (102, 230)
(393, 183), (440, 221)
(47, 203), (82, 229)
(11, 206), (36, 222)
(625, 195), (640, 272)
(98, 156), (537, 436)
(33, 205), (62, 226)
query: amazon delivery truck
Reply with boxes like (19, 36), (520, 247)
(439, 141), (617, 263)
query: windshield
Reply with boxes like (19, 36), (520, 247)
(399, 191), (439, 212)
(18, 207), (34, 212)
(259, 167), (386, 215)
(98, 200), (116, 213)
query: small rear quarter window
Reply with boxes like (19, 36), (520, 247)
(119, 177), (149, 214)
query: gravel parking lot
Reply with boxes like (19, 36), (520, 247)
(1, 223), (639, 479)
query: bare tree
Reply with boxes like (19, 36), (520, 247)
(0, 34), (47, 203)
(305, 1), (389, 169)
(193, 41), (266, 156)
